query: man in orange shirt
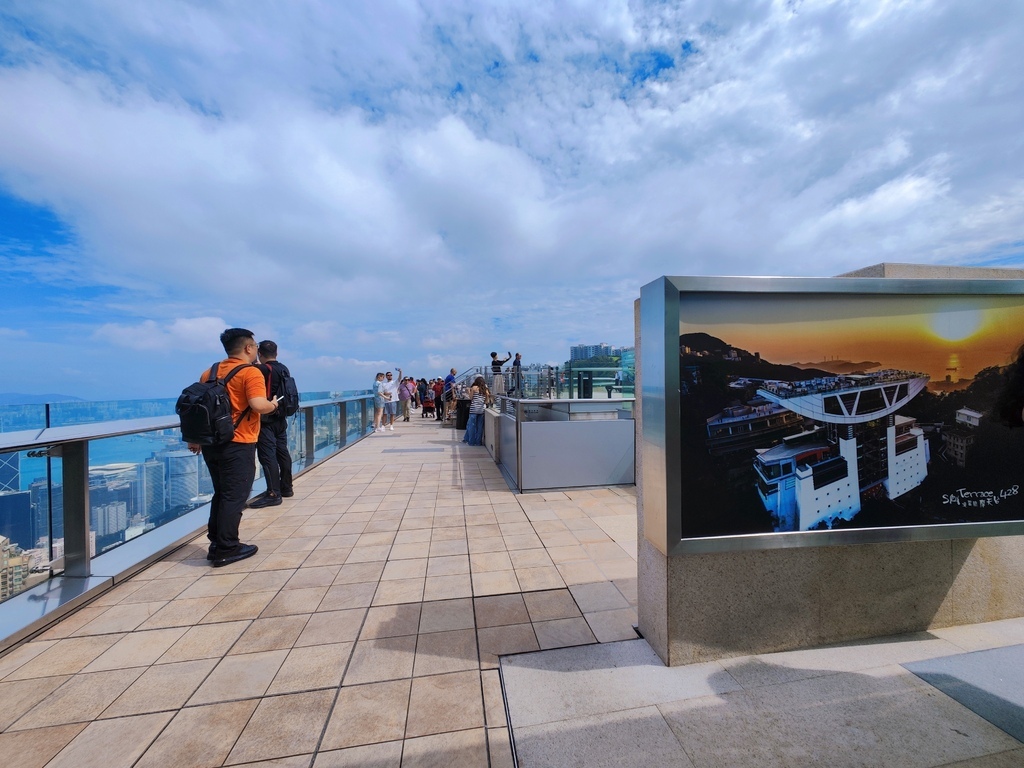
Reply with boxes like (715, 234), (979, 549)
(188, 328), (281, 567)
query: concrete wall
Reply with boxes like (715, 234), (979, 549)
(637, 264), (1024, 666)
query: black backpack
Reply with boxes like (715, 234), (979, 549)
(176, 362), (252, 445)
(265, 362), (300, 418)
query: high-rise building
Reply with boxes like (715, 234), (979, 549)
(29, 477), (62, 544)
(143, 459), (166, 517)
(93, 501), (129, 537)
(160, 450), (199, 509)
(0, 491), (32, 550)
(0, 534), (28, 601)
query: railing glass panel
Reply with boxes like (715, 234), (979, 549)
(0, 393), (374, 609)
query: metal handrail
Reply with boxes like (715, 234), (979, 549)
(0, 393), (373, 453)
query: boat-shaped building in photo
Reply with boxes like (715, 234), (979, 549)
(753, 370), (931, 531)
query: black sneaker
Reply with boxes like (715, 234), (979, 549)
(248, 493), (282, 508)
(281, 489), (294, 498)
(211, 543), (259, 568)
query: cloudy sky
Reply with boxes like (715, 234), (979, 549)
(1, 0), (1023, 400)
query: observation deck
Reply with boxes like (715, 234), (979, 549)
(2, 403), (1022, 766)
(757, 369), (930, 424)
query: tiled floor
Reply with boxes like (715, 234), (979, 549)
(0, 414), (638, 767)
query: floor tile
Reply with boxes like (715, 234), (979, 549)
(371, 578), (424, 605)
(313, 741), (403, 767)
(318, 582), (377, 611)
(100, 658), (218, 718)
(261, 587), (328, 617)
(423, 573), (474, 600)
(0, 675), (70, 731)
(514, 566), (565, 592)
(46, 711), (175, 768)
(5, 635), (124, 681)
(426, 554), (470, 576)
(343, 635), (417, 685)
(267, 642), (352, 694)
(284, 566), (341, 589)
(584, 608), (639, 643)
(320, 679), (411, 750)
(406, 671), (485, 737)
(414, 628), (479, 676)
(471, 570), (520, 596)
(135, 699), (259, 767)
(178, 572), (248, 599)
(157, 620), (250, 663)
(474, 594), (531, 628)
(569, 581), (631, 613)
(189, 650), (289, 705)
(226, 689), (335, 764)
(230, 615), (308, 654)
(200, 590), (279, 623)
(477, 624), (539, 668)
(136, 596), (224, 629)
(400, 727), (489, 768)
(10, 667), (145, 730)
(381, 558), (428, 581)
(360, 603), (422, 639)
(295, 608), (366, 646)
(419, 598), (475, 634)
(523, 589), (581, 622)
(533, 617), (597, 650)
(70, 602), (168, 636)
(481, 669), (507, 728)
(0, 722), (88, 768)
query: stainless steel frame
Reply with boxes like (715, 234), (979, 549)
(497, 397), (635, 492)
(640, 275), (1024, 556)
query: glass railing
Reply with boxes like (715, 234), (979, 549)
(486, 366), (636, 400)
(0, 392), (374, 610)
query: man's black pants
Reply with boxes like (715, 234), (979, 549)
(202, 441), (257, 552)
(257, 418), (293, 495)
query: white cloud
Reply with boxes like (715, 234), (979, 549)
(93, 317), (226, 353)
(1, 0), (1023, 397)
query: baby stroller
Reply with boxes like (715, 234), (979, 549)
(422, 390), (435, 417)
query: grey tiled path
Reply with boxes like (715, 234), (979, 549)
(0, 414), (638, 767)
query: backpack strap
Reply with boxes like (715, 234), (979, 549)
(206, 362), (220, 383)
(222, 363), (253, 428)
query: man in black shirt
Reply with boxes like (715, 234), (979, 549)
(251, 340), (294, 507)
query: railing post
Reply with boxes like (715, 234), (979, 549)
(304, 406), (316, 469)
(362, 399), (370, 433)
(60, 440), (91, 578)
(339, 401), (348, 446)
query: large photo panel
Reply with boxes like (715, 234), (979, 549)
(644, 277), (1024, 553)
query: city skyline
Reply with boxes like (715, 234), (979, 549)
(2, 3), (1024, 398)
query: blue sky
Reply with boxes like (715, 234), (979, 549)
(1, 0), (1024, 399)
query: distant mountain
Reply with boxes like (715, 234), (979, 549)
(0, 393), (84, 405)
(679, 332), (730, 353)
(790, 360), (882, 375)
(680, 333), (830, 381)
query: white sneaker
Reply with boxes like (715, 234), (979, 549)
(389, 425), (394, 431)
(376, 427), (384, 432)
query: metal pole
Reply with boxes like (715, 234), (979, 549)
(60, 440), (91, 578)
(304, 406), (315, 468)
(339, 401), (348, 446)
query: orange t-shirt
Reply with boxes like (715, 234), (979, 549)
(197, 358), (265, 443)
